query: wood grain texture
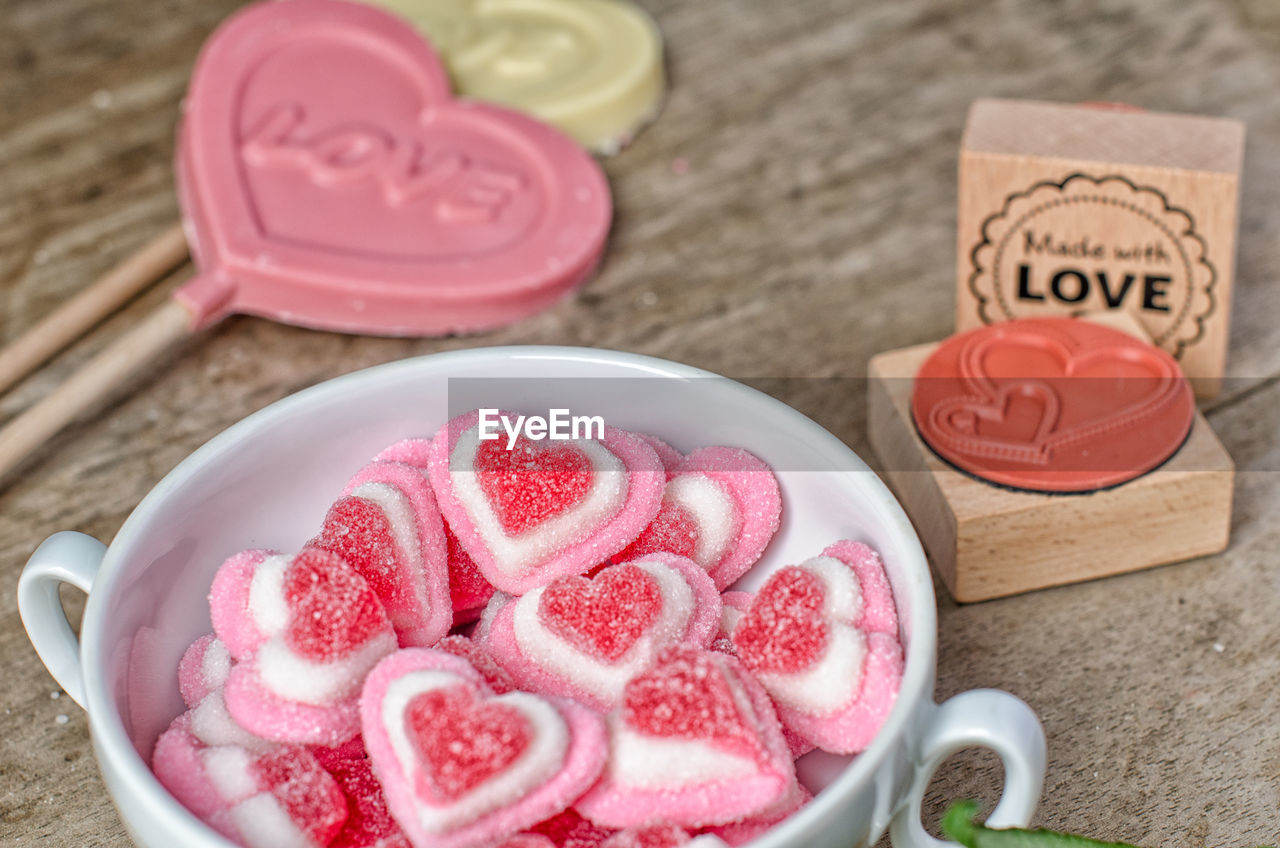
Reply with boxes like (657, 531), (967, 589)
(1, 1), (1279, 847)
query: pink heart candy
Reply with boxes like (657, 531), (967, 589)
(427, 410), (665, 594)
(613, 447), (781, 590)
(361, 649), (607, 848)
(176, 0), (611, 335)
(372, 438), (499, 625)
(731, 541), (903, 754)
(215, 548), (398, 745)
(574, 646), (797, 829)
(483, 554), (721, 711)
(309, 459), (452, 648)
(153, 717), (348, 848)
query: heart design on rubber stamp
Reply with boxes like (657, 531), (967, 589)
(913, 317), (1195, 491)
(482, 553), (721, 710)
(177, 0), (611, 334)
(427, 410), (665, 594)
(361, 649), (606, 848)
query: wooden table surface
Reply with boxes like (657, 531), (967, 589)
(3, 0), (1279, 845)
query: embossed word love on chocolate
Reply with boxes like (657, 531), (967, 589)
(912, 318), (1195, 493)
(176, 0), (611, 335)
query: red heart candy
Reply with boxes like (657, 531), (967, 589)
(251, 747), (350, 845)
(475, 437), (595, 536)
(539, 564), (663, 663)
(446, 525), (496, 620)
(733, 567), (829, 675)
(284, 549), (390, 662)
(406, 685), (533, 802)
(315, 496), (412, 610)
(623, 647), (755, 749)
(613, 501), (700, 563)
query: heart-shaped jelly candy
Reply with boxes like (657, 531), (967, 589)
(361, 648), (607, 848)
(483, 553), (720, 710)
(427, 410), (664, 594)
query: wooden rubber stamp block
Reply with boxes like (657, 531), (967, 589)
(867, 313), (1234, 603)
(956, 98), (1245, 397)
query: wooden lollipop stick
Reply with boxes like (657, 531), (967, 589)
(0, 298), (194, 482)
(0, 223), (189, 396)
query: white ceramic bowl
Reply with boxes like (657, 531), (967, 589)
(20, 346), (1045, 848)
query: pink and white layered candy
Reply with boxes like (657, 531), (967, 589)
(702, 784), (811, 846)
(212, 548), (398, 746)
(372, 438), (497, 624)
(600, 823), (692, 848)
(482, 554), (722, 710)
(731, 540), (902, 755)
(310, 459), (452, 648)
(153, 719), (347, 848)
(613, 447), (781, 590)
(427, 410), (665, 595)
(361, 649), (608, 848)
(179, 634), (233, 708)
(575, 646), (797, 829)
(176, 636), (274, 754)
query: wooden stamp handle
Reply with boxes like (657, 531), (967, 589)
(0, 223), (190, 396)
(0, 298), (194, 483)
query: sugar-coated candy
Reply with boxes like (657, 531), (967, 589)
(209, 549), (275, 660)
(600, 823), (691, 848)
(498, 836), (557, 848)
(311, 459), (452, 648)
(179, 634), (233, 708)
(313, 743), (412, 848)
(701, 784), (811, 845)
(483, 554), (721, 711)
(574, 646), (797, 829)
(372, 438), (497, 623)
(219, 549), (398, 746)
(637, 435), (684, 476)
(427, 410), (665, 594)
(436, 635), (517, 694)
(732, 541), (903, 754)
(153, 717), (347, 848)
(361, 648), (608, 848)
(529, 809), (616, 847)
(613, 447), (781, 590)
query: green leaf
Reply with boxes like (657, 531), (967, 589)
(940, 802), (1139, 848)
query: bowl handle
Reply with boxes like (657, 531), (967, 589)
(18, 531), (107, 709)
(889, 689), (1046, 848)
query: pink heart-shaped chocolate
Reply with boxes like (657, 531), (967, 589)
(361, 649), (607, 848)
(573, 646), (796, 829)
(731, 541), (903, 755)
(613, 446), (781, 589)
(427, 410), (665, 594)
(176, 0), (611, 335)
(213, 548), (398, 746)
(310, 459), (452, 648)
(482, 554), (721, 710)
